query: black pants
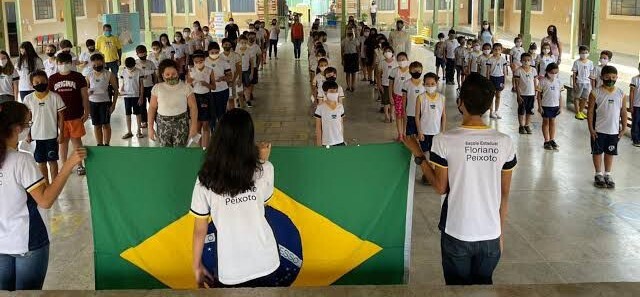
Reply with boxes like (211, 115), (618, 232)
(140, 87), (152, 123)
(445, 58), (456, 83)
(269, 39), (278, 58)
(293, 39), (303, 59)
(371, 13), (377, 26)
(441, 232), (501, 285)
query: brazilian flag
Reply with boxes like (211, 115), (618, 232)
(86, 143), (415, 289)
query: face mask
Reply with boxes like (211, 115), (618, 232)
(530, 50), (537, 55)
(138, 55), (147, 60)
(229, 21), (234, 24)
(326, 92), (339, 102)
(223, 46), (231, 52)
(384, 52), (393, 59)
(175, 37), (182, 42)
(18, 126), (30, 142)
(94, 65), (104, 72)
(580, 53), (589, 59)
(600, 58), (609, 66)
(88, 47), (95, 52)
(474, 45), (481, 51)
(46, 52), (55, 58)
(165, 77), (179, 85)
(483, 25), (489, 29)
(547, 30), (554, 35)
(398, 61), (410, 68)
(204, 31), (209, 35)
(33, 83), (48, 92)
(426, 86), (437, 94)
(397, 25), (403, 30)
(58, 64), (72, 74)
(104, 31), (112, 37)
(548, 73), (557, 80)
(0, 59), (7, 67)
(603, 79), (616, 87)
(319, 66), (327, 72)
(209, 53), (219, 59)
(543, 49), (551, 54)
(326, 76), (336, 81)
(195, 63), (205, 69)
(483, 50), (491, 55)
(410, 72), (422, 79)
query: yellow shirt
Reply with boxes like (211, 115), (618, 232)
(96, 35), (122, 63)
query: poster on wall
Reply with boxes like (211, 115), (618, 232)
(210, 12), (228, 40)
(102, 13), (141, 53)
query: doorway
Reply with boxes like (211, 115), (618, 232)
(4, 1), (18, 57)
(579, 0), (595, 47)
(397, 0), (410, 21)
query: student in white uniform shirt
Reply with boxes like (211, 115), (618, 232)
(312, 58), (329, 102)
(468, 40), (482, 75)
(247, 32), (262, 101)
(509, 37), (525, 92)
(172, 32), (190, 80)
(0, 101), (86, 291)
(191, 108), (279, 287)
(237, 36), (255, 108)
(402, 62), (426, 138)
(477, 43), (492, 78)
(316, 67), (345, 104)
(119, 58), (145, 140)
(592, 50), (613, 90)
(536, 43), (557, 79)
(0, 51), (20, 103)
(572, 45), (595, 120)
(135, 45), (157, 128)
(149, 41), (168, 69)
(315, 81), (346, 147)
(389, 53), (411, 141)
(221, 38), (242, 109)
(86, 54), (119, 146)
(405, 73), (517, 286)
(485, 43), (509, 119)
(587, 65), (628, 189)
(204, 43), (233, 130)
(43, 45), (59, 78)
(416, 73), (446, 155)
(17, 42), (45, 100)
(537, 63), (564, 150)
(377, 47), (397, 123)
(513, 53), (538, 135)
(56, 40), (78, 72)
(78, 39), (101, 77)
(188, 51), (215, 147)
(444, 30), (459, 85)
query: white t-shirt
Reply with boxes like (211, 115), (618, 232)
(237, 48), (253, 72)
(161, 46), (175, 60)
(205, 57), (231, 92)
(314, 73), (326, 91)
(17, 58), (44, 91)
(477, 55), (491, 77)
(43, 59), (58, 78)
(469, 51), (482, 73)
(572, 59), (595, 84)
(87, 70), (113, 103)
(317, 85), (345, 102)
(430, 127), (517, 242)
(631, 75), (640, 107)
(402, 80), (425, 117)
(538, 77), (563, 107)
(592, 87), (624, 134)
(454, 47), (467, 66)
(0, 68), (20, 96)
(314, 102), (345, 146)
(136, 59), (157, 88)
(592, 65), (604, 88)
(79, 51), (102, 76)
(514, 67), (538, 96)
(445, 39), (459, 59)
(269, 26), (279, 40)
(486, 55), (508, 77)
(189, 66), (213, 95)
(418, 92), (445, 135)
(119, 68), (142, 98)
(149, 52), (168, 68)
(151, 81), (193, 116)
(536, 55), (557, 77)
(248, 43), (262, 60)
(172, 43), (189, 59)
(0, 150), (48, 254)
(380, 60), (398, 87)
(221, 51), (241, 76)
(510, 46), (525, 67)
(389, 67), (411, 96)
(370, 4), (377, 13)
(23, 91), (66, 140)
(189, 162), (279, 285)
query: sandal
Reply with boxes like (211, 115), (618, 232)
(121, 132), (133, 139)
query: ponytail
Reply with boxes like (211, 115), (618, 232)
(0, 101), (29, 167)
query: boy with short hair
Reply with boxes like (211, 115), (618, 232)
(404, 73), (516, 286)
(468, 40), (482, 75)
(86, 53), (119, 146)
(572, 45), (595, 120)
(78, 39), (100, 77)
(402, 61), (426, 137)
(477, 43), (492, 78)
(485, 43), (509, 119)
(631, 63), (640, 147)
(510, 36), (525, 91)
(587, 66), (628, 188)
(315, 80), (345, 147)
(149, 41), (167, 68)
(57, 39), (78, 71)
(119, 57), (145, 139)
(24, 70), (66, 183)
(454, 37), (467, 88)
(416, 72), (446, 154)
(236, 35), (255, 108)
(434, 33), (447, 79)
(135, 45), (157, 128)
(592, 50), (613, 89)
(317, 67), (345, 104)
(513, 53), (538, 134)
(444, 30), (459, 85)
(43, 44), (58, 78)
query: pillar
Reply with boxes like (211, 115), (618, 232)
(451, 0), (459, 30)
(112, 0), (122, 13)
(166, 0), (174, 35)
(15, 0), (23, 44)
(481, 0), (489, 24)
(431, 0), (440, 40)
(569, 0), (578, 58)
(264, 0), (269, 21)
(63, 0), (78, 52)
(130, 0), (137, 12)
(341, 0), (347, 38)
(0, 3), (5, 50)
(417, 0), (424, 33)
(519, 0), (532, 48)
(185, 0), (190, 27)
(143, 0), (153, 45)
(493, 0), (498, 30)
(587, 0), (600, 62)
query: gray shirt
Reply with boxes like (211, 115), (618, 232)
(342, 38), (359, 54)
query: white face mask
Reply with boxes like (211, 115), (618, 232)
(326, 92), (339, 102)
(18, 126), (30, 142)
(209, 53), (219, 60)
(548, 73), (557, 80)
(580, 53), (589, 59)
(426, 86), (437, 94)
(543, 49), (551, 54)
(384, 52), (393, 59)
(0, 59), (7, 67)
(600, 58), (609, 66)
(319, 66), (327, 72)
(59, 64), (72, 74)
(483, 25), (489, 29)
(483, 50), (491, 55)
(398, 60), (410, 68)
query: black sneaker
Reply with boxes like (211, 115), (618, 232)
(544, 142), (554, 150)
(76, 166), (86, 176)
(633, 142), (640, 147)
(594, 175), (607, 188)
(550, 140), (560, 150)
(604, 175), (616, 189)
(519, 126), (526, 134)
(247, 101), (253, 108)
(524, 126), (532, 134)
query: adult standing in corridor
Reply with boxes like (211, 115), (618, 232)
(389, 20), (410, 57)
(291, 16), (304, 61)
(370, 1), (378, 26)
(96, 24), (122, 78)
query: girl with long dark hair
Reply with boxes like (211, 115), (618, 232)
(0, 50), (19, 103)
(542, 25), (562, 63)
(16, 42), (44, 100)
(190, 108), (277, 288)
(478, 20), (496, 46)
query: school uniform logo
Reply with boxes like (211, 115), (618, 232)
(331, 114), (338, 119)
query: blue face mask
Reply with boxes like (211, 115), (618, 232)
(104, 31), (112, 37)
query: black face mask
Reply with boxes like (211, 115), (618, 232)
(93, 65), (104, 72)
(410, 72), (422, 79)
(33, 83), (48, 92)
(46, 52), (55, 57)
(603, 79), (616, 87)
(326, 76), (336, 82)
(223, 46), (231, 51)
(138, 55), (147, 61)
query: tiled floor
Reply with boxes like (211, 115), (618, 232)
(42, 27), (640, 290)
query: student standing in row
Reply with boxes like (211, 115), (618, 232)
(537, 63), (563, 150)
(416, 72), (446, 155)
(78, 39), (100, 77)
(403, 62), (425, 138)
(17, 42), (44, 100)
(86, 54), (119, 146)
(220, 38), (242, 109)
(454, 37), (467, 88)
(268, 19), (281, 60)
(341, 30), (360, 92)
(536, 43), (557, 79)
(572, 46), (594, 120)
(237, 36), (255, 108)
(48, 52), (89, 175)
(0, 51), (19, 103)
(189, 51), (215, 147)
(136, 45), (157, 129)
(434, 33), (447, 80)
(389, 53), (411, 141)
(43, 45), (59, 78)
(204, 44), (232, 130)
(485, 43), (508, 119)
(315, 81), (345, 147)
(119, 57), (145, 140)
(513, 53), (538, 135)
(468, 40), (482, 75)
(378, 47), (397, 123)
(592, 50), (613, 89)
(444, 30), (459, 85)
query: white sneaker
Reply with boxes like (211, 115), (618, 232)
(490, 112), (497, 119)
(495, 112), (502, 119)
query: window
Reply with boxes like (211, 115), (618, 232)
(610, 0), (640, 16)
(230, 0), (255, 12)
(491, 0), (505, 9)
(425, 0), (448, 10)
(379, 0), (395, 10)
(515, 0), (542, 11)
(74, 0), (85, 17)
(151, 0), (166, 13)
(34, 0), (55, 20)
(175, 0), (194, 14)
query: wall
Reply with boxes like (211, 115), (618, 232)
(598, 3), (640, 57)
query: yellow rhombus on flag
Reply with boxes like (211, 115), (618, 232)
(120, 188), (382, 288)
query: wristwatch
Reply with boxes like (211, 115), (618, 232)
(414, 156), (426, 165)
